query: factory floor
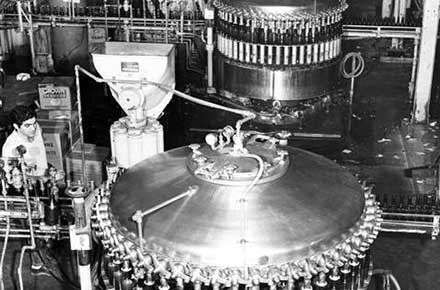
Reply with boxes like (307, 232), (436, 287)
(344, 61), (440, 290)
(1, 59), (440, 289)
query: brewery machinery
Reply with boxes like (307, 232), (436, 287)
(0, 1), (434, 289)
(91, 112), (383, 290)
(91, 42), (174, 168)
(0, 0), (421, 128)
(0, 156), (75, 290)
(213, 0), (347, 125)
(71, 57), (383, 289)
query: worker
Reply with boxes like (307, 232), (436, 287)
(1, 105), (47, 271)
(2, 105), (47, 176)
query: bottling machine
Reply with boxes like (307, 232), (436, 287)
(214, 0), (347, 125)
(0, 0), (436, 289)
(75, 48), (382, 289)
(92, 111), (382, 290)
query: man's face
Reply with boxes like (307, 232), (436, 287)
(15, 117), (37, 138)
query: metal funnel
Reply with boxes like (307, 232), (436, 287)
(92, 42), (175, 120)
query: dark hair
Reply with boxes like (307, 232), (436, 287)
(9, 105), (36, 127)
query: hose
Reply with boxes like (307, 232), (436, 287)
(0, 179), (8, 290)
(340, 52), (365, 135)
(389, 274), (402, 290)
(18, 166), (36, 290)
(372, 269), (402, 290)
(75, 65), (254, 118)
(0, 217), (10, 290)
(340, 52), (365, 79)
(17, 245), (33, 290)
(38, 246), (80, 290)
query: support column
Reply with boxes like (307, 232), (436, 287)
(205, 3), (216, 94)
(409, 37), (419, 98)
(413, 0), (440, 123)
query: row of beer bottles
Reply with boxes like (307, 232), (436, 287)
(3, 3), (203, 20)
(216, 19), (342, 46)
(217, 34), (342, 66)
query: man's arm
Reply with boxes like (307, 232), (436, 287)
(1, 139), (18, 159)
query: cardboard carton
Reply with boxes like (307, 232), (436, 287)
(42, 126), (70, 170)
(38, 77), (76, 110)
(38, 117), (80, 152)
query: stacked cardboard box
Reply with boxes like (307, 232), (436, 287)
(37, 110), (80, 147)
(37, 110), (79, 127)
(40, 122), (70, 170)
(36, 76), (81, 172)
(38, 110), (80, 171)
(38, 76), (76, 110)
(65, 146), (110, 185)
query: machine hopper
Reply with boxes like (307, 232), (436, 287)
(92, 42), (175, 123)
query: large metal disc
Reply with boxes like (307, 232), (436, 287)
(110, 146), (364, 268)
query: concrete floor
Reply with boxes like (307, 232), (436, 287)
(347, 61), (440, 290)
(0, 240), (78, 290)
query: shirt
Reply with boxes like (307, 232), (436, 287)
(2, 124), (48, 176)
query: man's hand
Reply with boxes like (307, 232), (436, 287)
(55, 169), (66, 184)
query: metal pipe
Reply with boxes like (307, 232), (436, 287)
(138, 185), (198, 218)
(17, 1), (24, 32)
(28, 11), (36, 72)
(381, 220), (434, 227)
(413, 0), (440, 123)
(104, 2), (108, 39)
(71, 0), (75, 19)
(0, 234), (62, 239)
(124, 19), (130, 42)
(130, 4), (134, 41)
(18, 244), (34, 290)
(127, 25), (174, 30)
(0, 196), (27, 202)
(180, 12), (184, 43)
(437, 162), (440, 202)
(409, 37), (419, 99)
(381, 212), (438, 218)
(70, 188), (92, 290)
(0, 220), (10, 290)
(1, 15), (205, 29)
(0, 179), (9, 290)
(16, 2), (36, 76)
(0, 228), (66, 234)
(206, 24), (215, 93)
(75, 66), (254, 118)
(74, 66), (87, 184)
(165, 1), (169, 43)
(380, 228), (427, 234)
(21, 164), (35, 248)
(78, 263), (92, 290)
(349, 55), (356, 103)
(132, 185), (198, 254)
(17, 175), (36, 290)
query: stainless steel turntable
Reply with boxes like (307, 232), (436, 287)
(92, 130), (381, 289)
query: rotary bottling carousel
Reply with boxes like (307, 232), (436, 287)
(91, 111), (382, 290)
(213, 0), (348, 125)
